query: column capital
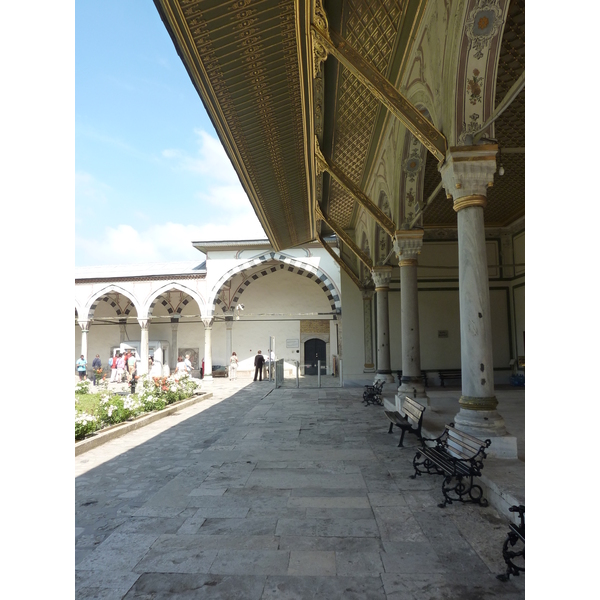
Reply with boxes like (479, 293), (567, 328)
(393, 229), (424, 263)
(202, 317), (214, 329)
(361, 288), (374, 300)
(137, 318), (150, 330)
(371, 266), (392, 290)
(439, 145), (497, 209)
(78, 320), (90, 332)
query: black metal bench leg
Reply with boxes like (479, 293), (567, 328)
(439, 475), (488, 508)
(388, 422), (394, 434)
(398, 429), (407, 447)
(497, 530), (525, 581)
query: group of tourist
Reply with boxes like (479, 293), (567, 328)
(108, 350), (137, 383)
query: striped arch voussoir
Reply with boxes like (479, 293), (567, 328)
(214, 253), (341, 315)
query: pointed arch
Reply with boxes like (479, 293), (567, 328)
(84, 284), (141, 322)
(144, 282), (205, 319)
(209, 252), (341, 315)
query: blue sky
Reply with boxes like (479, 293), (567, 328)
(75, 1), (265, 266)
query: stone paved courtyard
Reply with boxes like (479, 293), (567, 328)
(75, 379), (525, 599)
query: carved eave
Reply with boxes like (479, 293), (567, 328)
(154, 0), (316, 251)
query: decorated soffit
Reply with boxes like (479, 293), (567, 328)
(322, 0), (412, 231)
(154, 0), (315, 251)
(422, 0), (524, 230)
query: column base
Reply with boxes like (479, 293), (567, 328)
(397, 381), (429, 406)
(202, 375), (213, 382)
(374, 372), (395, 384)
(453, 407), (517, 459)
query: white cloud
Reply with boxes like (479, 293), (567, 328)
(75, 129), (268, 266)
(162, 129), (239, 183)
(76, 217), (267, 266)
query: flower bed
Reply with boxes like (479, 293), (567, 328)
(74, 373), (201, 440)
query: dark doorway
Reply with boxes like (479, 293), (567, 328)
(304, 338), (326, 375)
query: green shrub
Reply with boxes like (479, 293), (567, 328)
(97, 394), (143, 426)
(75, 380), (91, 395)
(75, 411), (98, 439)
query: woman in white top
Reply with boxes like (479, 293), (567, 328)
(229, 352), (239, 381)
(175, 356), (187, 379)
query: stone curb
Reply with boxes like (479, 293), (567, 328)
(75, 392), (213, 456)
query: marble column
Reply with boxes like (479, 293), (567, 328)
(170, 317), (179, 370)
(79, 320), (90, 362)
(440, 144), (516, 458)
(225, 316), (233, 362)
(362, 288), (375, 372)
(393, 229), (429, 405)
(371, 266), (394, 384)
(119, 321), (127, 343)
(202, 317), (214, 381)
(138, 318), (149, 375)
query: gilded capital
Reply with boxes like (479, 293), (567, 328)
(371, 265), (392, 290)
(393, 229), (424, 263)
(439, 145), (497, 206)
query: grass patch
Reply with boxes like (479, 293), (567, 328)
(74, 393), (103, 415)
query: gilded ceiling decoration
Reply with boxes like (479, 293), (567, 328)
(327, 0), (404, 228)
(155, 0), (524, 266)
(422, 0), (524, 229)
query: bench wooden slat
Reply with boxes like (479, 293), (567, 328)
(386, 396), (425, 447)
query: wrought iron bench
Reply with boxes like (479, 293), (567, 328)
(384, 396), (426, 447)
(410, 423), (491, 508)
(363, 380), (384, 406)
(497, 505), (525, 581)
(438, 369), (461, 387)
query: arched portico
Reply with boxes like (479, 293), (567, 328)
(76, 286), (140, 372)
(143, 283), (205, 375)
(208, 252), (341, 313)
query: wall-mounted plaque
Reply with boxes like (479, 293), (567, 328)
(438, 330), (449, 338)
(286, 339), (299, 348)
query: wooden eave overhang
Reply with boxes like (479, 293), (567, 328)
(154, 0), (316, 251)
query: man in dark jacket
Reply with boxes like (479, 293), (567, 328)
(254, 350), (265, 381)
(92, 354), (102, 385)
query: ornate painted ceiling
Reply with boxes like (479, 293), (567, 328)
(155, 0), (524, 264)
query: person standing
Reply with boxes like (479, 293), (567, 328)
(110, 352), (119, 382)
(184, 354), (193, 375)
(253, 350), (265, 382)
(116, 352), (126, 383)
(229, 351), (239, 381)
(76, 355), (87, 381)
(92, 354), (102, 385)
(123, 350), (131, 382)
(175, 356), (187, 380)
(127, 351), (137, 382)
